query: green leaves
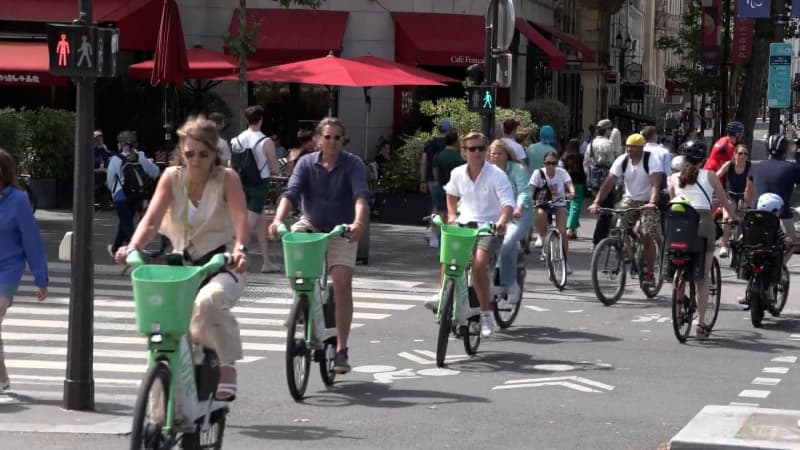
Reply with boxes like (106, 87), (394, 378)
(2, 108), (75, 179)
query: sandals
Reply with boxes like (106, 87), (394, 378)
(696, 324), (711, 339)
(215, 364), (237, 402)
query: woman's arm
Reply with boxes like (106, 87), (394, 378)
(224, 169), (250, 273)
(16, 194), (48, 289)
(709, 171), (735, 218)
(716, 160), (730, 180)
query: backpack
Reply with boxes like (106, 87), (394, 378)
(114, 154), (153, 203)
(231, 135), (269, 187)
(532, 169), (554, 207)
(586, 141), (611, 192)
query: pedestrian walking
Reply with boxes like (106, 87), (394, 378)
(420, 120), (454, 248)
(562, 138), (585, 239)
(208, 113), (232, 166)
(0, 149), (48, 391)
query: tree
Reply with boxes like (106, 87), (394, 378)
(227, 0), (323, 130)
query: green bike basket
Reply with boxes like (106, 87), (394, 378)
(281, 232), (329, 278)
(131, 265), (206, 335)
(439, 224), (480, 266)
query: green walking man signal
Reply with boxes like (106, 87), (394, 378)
(467, 85), (496, 114)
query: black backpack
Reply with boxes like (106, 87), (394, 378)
(231, 135), (269, 187)
(115, 154), (153, 202)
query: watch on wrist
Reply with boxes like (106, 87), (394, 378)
(234, 244), (248, 253)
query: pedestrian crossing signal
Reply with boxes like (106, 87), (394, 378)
(47, 23), (119, 78)
(466, 85), (496, 114)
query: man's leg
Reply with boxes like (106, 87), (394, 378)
(473, 236), (500, 337)
(427, 181), (443, 247)
(326, 235), (358, 373)
(593, 195), (616, 246)
(0, 297), (10, 388)
(640, 208), (661, 282)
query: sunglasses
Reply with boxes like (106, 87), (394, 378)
(184, 149), (211, 159)
(544, 161), (558, 166)
(323, 134), (342, 141)
(463, 145), (486, 153)
(736, 152), (748, 156)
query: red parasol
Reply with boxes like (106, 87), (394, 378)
(150, 0), (188, 86)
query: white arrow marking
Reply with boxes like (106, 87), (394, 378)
(771, 356), (797, 363)
(495, 376), (614, 392)
(397, 350), (470, 365)
(524, 305), (550, 312)
(657, 317), (671, 323)
(374, 368), (420, 384)
(494, 381), (599, 393)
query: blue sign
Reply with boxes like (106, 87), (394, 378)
(794, 0), (800, 18)
(767, 42), (792, 109)
(737, 0), (771, 18)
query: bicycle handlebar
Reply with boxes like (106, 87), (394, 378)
(275, 222), (350, 238)
(430, 214), (494, 234)
(597, 207), (644, 214)
(125, 250), (231, 275)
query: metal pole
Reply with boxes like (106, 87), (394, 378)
(719, 0), (731, 139)
(64, 0), (95, 411)
(769, 1), (786, 136)
(618, 46), (625, 106)
(482, 0), (498, 139)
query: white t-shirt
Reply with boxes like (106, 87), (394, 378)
(530, 167), (572, 207)
(217, 137), (231, 166)
(503, 137), (527, 161)
(231, 129), (272, 179)
(609, 152), (663, 202)
(644, 142), (671, 192)
(445, 162), (516, 225)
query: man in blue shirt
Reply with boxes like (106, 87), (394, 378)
(269, 117), (371, 374)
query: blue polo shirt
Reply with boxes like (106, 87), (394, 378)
(283, 151), (371, 232)
(748, 159), (800, 218)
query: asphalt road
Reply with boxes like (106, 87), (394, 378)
(2, 205), (799, 449)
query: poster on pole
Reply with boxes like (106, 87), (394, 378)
(736, 0), (771, 18)
(767, 42), (792, 109)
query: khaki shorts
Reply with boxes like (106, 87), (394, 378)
(697, 211), (717, 251)
(291, 217), (357, 269)
(617, 198), (661, 238)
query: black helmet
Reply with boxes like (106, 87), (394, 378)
(767, 133), (789, 157)
(727, 121), (744, 134)
(117, 130), (137, 146)
(681, 140), (706, 163)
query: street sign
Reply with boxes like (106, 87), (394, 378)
(466, 84), (497, 114)
(46, 23), (119, 78)
(767, 42), (792, 109)
(487, 0), (516, 51)
(494, 53), (512, 88)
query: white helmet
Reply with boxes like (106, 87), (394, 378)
(670, 155), (685, 173)
(756, 192), (784, 213)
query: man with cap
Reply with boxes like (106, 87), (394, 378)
(525, 124), (557, 172)
(420, 120), (454, 248)
(93, 129), (112, 169)
(583, 119), (621, 245)
(589, 133), (663, 287)
(502, 119), (528, 162)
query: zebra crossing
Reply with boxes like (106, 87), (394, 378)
(5, 264), (424, 403)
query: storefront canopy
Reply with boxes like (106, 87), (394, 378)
(529, 22), (596, 63)
(0, 0), (162, 51)
(225, 9), (348, 65)
(0, 41), (66, 87)
(391, 12), (568, 70)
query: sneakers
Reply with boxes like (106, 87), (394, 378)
(641, 272), (655, 288)
(261, 262), (281, 273)
(738, 296), (750, 311)
(333, 348), (351, 374)
(0, 380), (9, 392)
(533, 236), (543, 248)
(566, 265), (574, 276)
(719, 246), (730, 258)
(107, 244), (114, 259)
(480, 312), (494, 338)
(429, 235), (440, 249)
(424, 294), (439, 314)
(506, 283), (521, 305)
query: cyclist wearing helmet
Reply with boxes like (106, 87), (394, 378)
(668, 140), (737, 338)
(745, 133), (800, 246)
(704, 121), (744, 174)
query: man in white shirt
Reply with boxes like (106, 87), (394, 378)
(209, 112), (231, 166)
(231, 105), (281, 273)
(588, 133), (663, 286)
(501, 119), (528, 162)
(443, 131), (514, 337)
(641, 126), (671, 203)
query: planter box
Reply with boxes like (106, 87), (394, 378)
(28, 178), (57, 210)
(56, 178), (73, 209)
(374, 192), (431, 225)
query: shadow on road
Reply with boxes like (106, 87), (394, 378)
(445, 350), (615, 377)
(294, 380), (489, 409)
(230, 423), (362, 442)
(497, 325), (621, 345)
(689, 323), (799, 353)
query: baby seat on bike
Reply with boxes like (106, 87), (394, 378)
(736, 211), (783, 281)
(664, 204), (707, 280)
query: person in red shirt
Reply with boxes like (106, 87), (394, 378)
(704, 121), (744, 173)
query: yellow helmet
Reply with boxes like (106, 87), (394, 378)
(625, 133), (646, 147)
(669, 195), (692, 213)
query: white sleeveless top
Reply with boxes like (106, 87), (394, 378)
(674, 169), (713, 211)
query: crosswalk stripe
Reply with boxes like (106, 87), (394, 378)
(3, 332), (144, 345)
(8, 374), (140, 386)
(0, 389), (139, 403)
(22, 275), (131, 287)
(5, 318), (135, 331)
(9, 306), (133, 319)
(235, 301), (414, 312)
(15, 296), (134, 307)
(4, 345), (145, 359)
(5, 359), (145, 373)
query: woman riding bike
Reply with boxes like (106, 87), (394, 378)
(114, 116), (250, 402)
(668, 140), (737, 338)
(716, 144), (751, 258)
(530, 150), (576, 274)
(487, 139), (533, 302)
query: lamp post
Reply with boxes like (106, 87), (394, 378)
(616, 31), (632, 106)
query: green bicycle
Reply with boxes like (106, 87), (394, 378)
(276, 223), (348, 401)
(431, 215), (493, 368)
(127, 251), (231, 450)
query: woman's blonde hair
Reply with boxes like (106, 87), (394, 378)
(489, 138), (521, 163)
(460, 131), (487, 147)
(171, 115), (221, 166)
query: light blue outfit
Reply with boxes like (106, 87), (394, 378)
(0, 186), (48, 303)
(498, 162), (533, 287)
(105, 150), (160, 202)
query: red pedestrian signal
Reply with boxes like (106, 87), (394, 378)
(56, 33), (70, 67)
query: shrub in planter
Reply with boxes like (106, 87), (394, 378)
(0, 108), (22, 163)
(17, 108), (75, 180)
(524, 98), (569, 143)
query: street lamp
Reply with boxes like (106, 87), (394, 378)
(616, 31), (632, 106)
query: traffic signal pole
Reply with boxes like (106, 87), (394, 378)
(64, 0), (95, 410)
(769, 0), (786, 137)
(482, 0), (499, 139)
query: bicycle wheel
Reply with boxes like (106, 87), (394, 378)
(591, 238), (626, 306)
(545, 230), (567, 290)
(640, 240), (664, 298)
(286, 295), (311, 400)
(180, 409), (227, 450)
(748, 275), (764, 328)
(705, 257), (722, 330)
(775, 265), (790, 316)
(493, 265), (525, 329)
(130, 360), (171, 450)
(319, 336), (337, 386)
(436, 280), (455, 368)
(671, 267), (694, 343)
(461, 315), (481, 355)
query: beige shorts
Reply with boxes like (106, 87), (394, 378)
(291, 216), (357, 269)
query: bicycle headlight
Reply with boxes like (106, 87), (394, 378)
(295, 278), (304, 285)
(149, 333), (163, 344)
(449, 264), (457, 272)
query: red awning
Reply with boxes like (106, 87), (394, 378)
(392, 12), (484, 67)
(226, 9), (348, 65)
(0, 0), (162, 51)
(0, 41), (66, 86)
(515, 19), (567, 70)
(530, 22), (596, 63)
(129, 47), (263, 80)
